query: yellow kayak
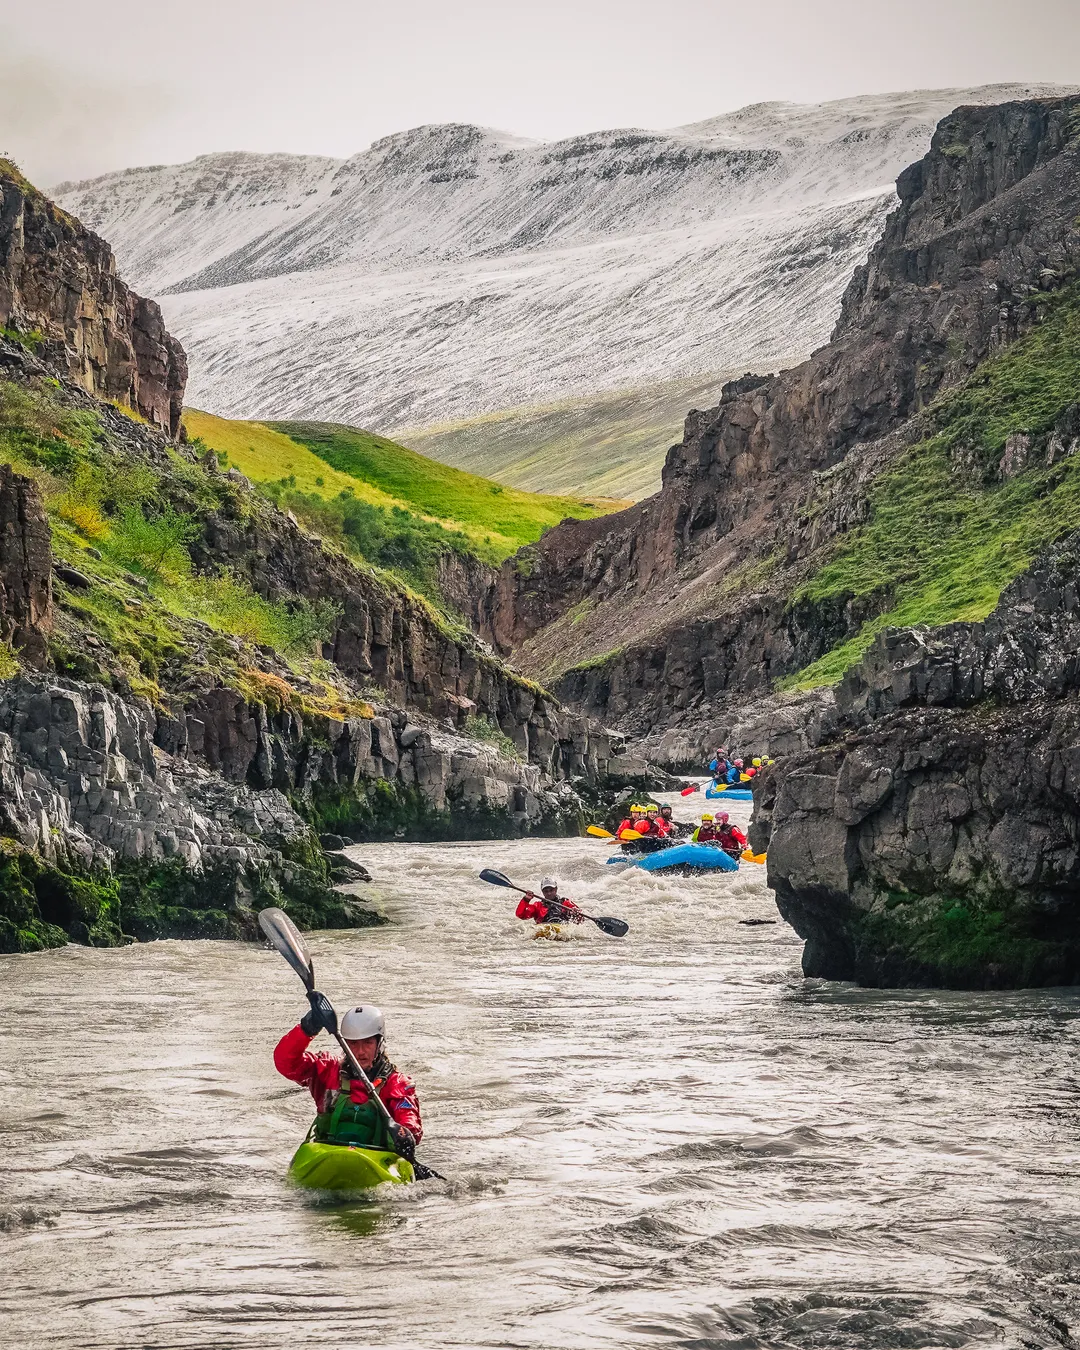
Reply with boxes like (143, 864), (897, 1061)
(288, 1139), (414, 1190)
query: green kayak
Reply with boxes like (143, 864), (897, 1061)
(289, 1139), (414, 1190)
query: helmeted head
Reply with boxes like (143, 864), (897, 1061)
(734, 759), (744, 768)
(540, 875), (558, 898)
(718, 812), (730, 824)
(630, 804), (644, 816)
(660, 803), (673, 817)
(646, 803), (659, 815)
(752, 757), (762, 767)
(701, 812), (715, 823)
(340, 1004), (385, 1072)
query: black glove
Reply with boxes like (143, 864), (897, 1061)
(389, 1122), (416, 1162)
(300, 990), (335, 1037)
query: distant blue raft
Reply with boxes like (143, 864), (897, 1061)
(607, 842), (738, 872)
(704, 785), (754, 800)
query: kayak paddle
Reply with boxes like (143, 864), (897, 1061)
(257, 907), (445, 1180)
(741, 849), (767, 865)
(586, 825), (613, 838)
(680, 784), (699, 796)
(478, 869), (629, 938)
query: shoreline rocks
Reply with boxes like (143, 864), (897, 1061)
(752, 534), (1080, 988)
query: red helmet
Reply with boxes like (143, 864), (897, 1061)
(718, 811), (730, 822)
(734, 759), (744, 767)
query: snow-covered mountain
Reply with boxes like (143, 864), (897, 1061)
(56, 84), (1075, 440)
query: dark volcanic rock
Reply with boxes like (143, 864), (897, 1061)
(472, 95), (1080, 733)
(754, 533), (1080, 988)
(0, 465), (51, 666)
(0, 163), (187, 436)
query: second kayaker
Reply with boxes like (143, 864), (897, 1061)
(516, 876), (585, 926)
(274, 1002), (423, 1158)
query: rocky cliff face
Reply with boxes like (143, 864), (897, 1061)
(0, 174), (656, 956)
(0, 162), (187, 437)
(478, 96), (1080, 733)
(0, 464), (51, 666)
(751, 534), (1080, 988)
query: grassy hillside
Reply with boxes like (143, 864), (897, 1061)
(185, 410), (618, 566)
(0, 380), (353, 708)
(398, 374), (743, 501)
(784, 281), (1080, 690)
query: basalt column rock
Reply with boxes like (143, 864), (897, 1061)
(0, 162), (187, 437)
(753, 533), (1080, 989)
(0, 465), (51, 666)
(478, 95), (1080, 732)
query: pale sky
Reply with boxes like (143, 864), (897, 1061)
(4, 0), (1080, 186)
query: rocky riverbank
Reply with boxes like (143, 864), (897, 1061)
(0, 162), (670, 954)
(750, 534), (1080, 988)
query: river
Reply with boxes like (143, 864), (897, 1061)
(3, 790), (1080, 1349)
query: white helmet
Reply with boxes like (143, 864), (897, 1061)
(340, 1005), (385, 1039)
(540, 876), (558, 891)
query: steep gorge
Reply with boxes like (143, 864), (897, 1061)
(480, 96), (1080, 747)
(0, 164), (637, 956)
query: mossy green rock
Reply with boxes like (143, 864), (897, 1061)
(0, 846), (383, 955)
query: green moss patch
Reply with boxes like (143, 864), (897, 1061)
(785, 282), (1080, 690)
(0, 842), (383, 954)
(0, 846), (123, 953)
(853, 890), (1080, 988)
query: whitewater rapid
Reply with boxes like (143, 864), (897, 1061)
(2, 791), (1080, 1348)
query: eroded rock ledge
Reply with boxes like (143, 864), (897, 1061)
(752, 535), (1080, 988)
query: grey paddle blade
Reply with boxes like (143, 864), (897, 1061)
(479, 868), (516, 889)
(591, 916), (629, 938)
(258, 907), (314, 988)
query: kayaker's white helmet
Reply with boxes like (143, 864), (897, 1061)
(340, 1005), (385, 1039)
(540, 876), (558, 891)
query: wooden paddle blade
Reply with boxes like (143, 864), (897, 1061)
(258, 907), (315, 989)
(479, 868), (517, 888)
(586, 825), (614, 838)
(591, 916), (629, 938)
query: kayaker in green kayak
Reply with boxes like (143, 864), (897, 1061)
(274, 1002), (423, 1160)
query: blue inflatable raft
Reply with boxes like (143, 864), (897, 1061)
(607, 842), (738, 872)
(704, 785), (754, 800)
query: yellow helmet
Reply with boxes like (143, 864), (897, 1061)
(701, 812), (715, 822)
(752, 757), (762, 766)
(630, 804), (644, 814)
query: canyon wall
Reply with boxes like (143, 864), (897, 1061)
(0, 162), (187, 437)
(750, 534), (1080, 988)
(474, 96), (1080, 733)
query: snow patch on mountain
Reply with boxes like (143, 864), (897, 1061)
(56, 84), (1076, 433)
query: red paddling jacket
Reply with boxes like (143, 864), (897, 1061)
(274, 1025), (423, 1144)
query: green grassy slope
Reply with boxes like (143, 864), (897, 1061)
(785, 281), (1080, 690)
(185, 410), (621, 570)
(270, 419), (619, 547)
(398, 374), (747, 501)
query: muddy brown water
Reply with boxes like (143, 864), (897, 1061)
(2, 792), (1080, 1348)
